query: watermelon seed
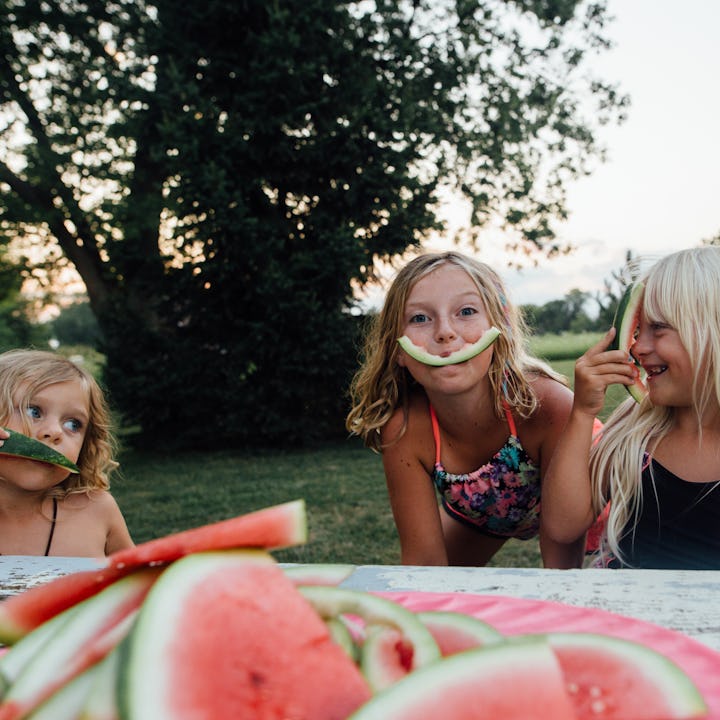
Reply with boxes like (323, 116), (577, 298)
(566, 682), (579, 694)
(589, 685), (603, 698)
(591, 700), (607, 714)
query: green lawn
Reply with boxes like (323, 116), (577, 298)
(112, 337), (629, 568)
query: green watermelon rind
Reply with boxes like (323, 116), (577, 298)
(298, 586), (441, 673)
(397, 327), (501, 367)
(416, 610), (504, 652)
(347, 636), (570, 719)
(544, 631), (708, 716)
(610, 282), (647, 403)
(118, 550), (278, 719)
(0, 428), (80, 473)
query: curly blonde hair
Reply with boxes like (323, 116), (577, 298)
(0, 349), (118, 497)
(589, 246), (720, 565)
(346, 251), (566, 452)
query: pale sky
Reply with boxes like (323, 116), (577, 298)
(367, 0), (720, 311)
(488, 0), (720, 306)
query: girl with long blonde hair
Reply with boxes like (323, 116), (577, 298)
(347, 251), (583, 567)
(543, 246), (720, 568)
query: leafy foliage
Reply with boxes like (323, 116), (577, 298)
(0, 0), (627, 448)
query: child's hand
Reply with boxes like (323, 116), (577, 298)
(573, 328), (636, 417)
(0, 427), (8, 447)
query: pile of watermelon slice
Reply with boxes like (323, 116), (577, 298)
(0, 499), (710, 719)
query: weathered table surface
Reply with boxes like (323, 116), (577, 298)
(2, 557), (719, 652)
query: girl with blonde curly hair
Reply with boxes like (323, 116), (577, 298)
(0, 349), (133, 556)
(347, 251), (583, 567)
(543, 246), (720, 569)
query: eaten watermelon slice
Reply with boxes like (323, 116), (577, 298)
(118, 550), (372, 720)
(547, 632), (708, 720)
(611, 282), (647, 403)
(0, 499), (307, 643)
(0, 428), (79, 474)
(348, 636), (577, 719)
(397, 327), (501, 367)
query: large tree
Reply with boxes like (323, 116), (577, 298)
(0, 0), (627, 448)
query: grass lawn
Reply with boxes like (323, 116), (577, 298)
(112, 337), (630, 568)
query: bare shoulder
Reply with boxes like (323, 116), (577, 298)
(63, 489), (121, 514)
(530, 373), (574, 419)
(380, 391), (434, 472)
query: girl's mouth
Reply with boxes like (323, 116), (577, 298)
(645, 365), (668, 378)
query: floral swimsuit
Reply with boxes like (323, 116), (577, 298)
(430, 402), (541, 540)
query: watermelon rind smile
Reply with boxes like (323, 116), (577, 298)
(397, 327), (501, 367)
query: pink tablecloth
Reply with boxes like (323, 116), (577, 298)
(385, 591), (720, 719)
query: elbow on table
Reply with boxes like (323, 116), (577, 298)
(541, 514), (588, 546)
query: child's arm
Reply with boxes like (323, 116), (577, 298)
(101, 493), (134, 555)
(541, 328), (635, 544)
(381, 409), (448, 566)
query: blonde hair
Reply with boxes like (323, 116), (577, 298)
(0, 349), (118, 497)
(346, 251), (566, 451)
(590, 246), (720, 565)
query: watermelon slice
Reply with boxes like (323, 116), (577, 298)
(0, 499), (307, 643)
(299, 586), (441, 692)
(284, 563), (356, 586)
(0, 569), (158, 720)
(397, 327), (501, 367)
(347, 636), (577, 719)
(117, 549), (372, 720)
(0, 428), (79, 474)
(547, 632), (708, 720)
(416, 610), (504, 655)
(611, 282), (647, 403)
(108, 498), (307, 570)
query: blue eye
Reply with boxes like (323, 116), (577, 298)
(63, 419), (83, 433)
(459, 307), (477, 316)
(25, 405), (41, 420)
(409, 313), (429, 324)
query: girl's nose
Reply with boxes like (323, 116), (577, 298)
(35, 420), (63, 444)
(435, 317), (457, 343)
(632, 321), (652, 358)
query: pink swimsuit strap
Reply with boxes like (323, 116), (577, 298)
(429, 401), (517, 466)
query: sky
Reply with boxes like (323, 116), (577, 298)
(364, 0), (720, 311)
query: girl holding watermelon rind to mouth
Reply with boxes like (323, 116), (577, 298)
(0, 349), (134, 557)
(346, 251), (588, 568)
(542, 245), (720, 570)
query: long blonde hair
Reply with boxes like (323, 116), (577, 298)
(346, 251), (566, 451)
(0, 349), (118, 497)
(590, 246), (720, 565)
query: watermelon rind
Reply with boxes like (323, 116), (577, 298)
(347, 636), (576, 720)
(545, 631), (708, 718)
(611, 282), (647, 403)
(0, 428), (79, 474)
(1, 569), (157, 718)
(397, 327), (501, 367)
(298, 586), (441, 675)
(283, 563), (355, 586)
(416, 610), (504, 654)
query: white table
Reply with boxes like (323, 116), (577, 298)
(340, 565), (720, 653)
(2, 557), (719, 653)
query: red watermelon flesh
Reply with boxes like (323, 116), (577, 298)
(118, 549), (372, 720)
(348, 636), (577, 720)
(0, 499), (307, 644)
(547, 632), (708, 720)
(416, 610), (503, 655)
(0, 569), (158, 720)
(108, 498), (307, 570)
(0, 565), (129, 645)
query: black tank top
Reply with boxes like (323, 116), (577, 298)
(613, 459), (720, 569)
